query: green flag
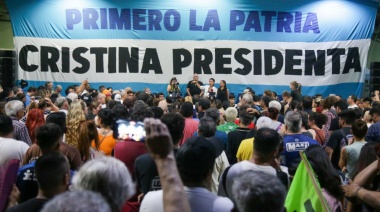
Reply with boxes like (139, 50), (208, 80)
(285, 152), (330, 212)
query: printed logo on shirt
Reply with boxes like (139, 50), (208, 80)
(286, 142), (310, 152)
(22, 169), (37, 181)
(151, 176), (162, 191)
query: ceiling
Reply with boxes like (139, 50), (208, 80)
(1, 1), (380, 40)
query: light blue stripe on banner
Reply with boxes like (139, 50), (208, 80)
(7, 0), (377, 42)
(18, 80), (364, 99)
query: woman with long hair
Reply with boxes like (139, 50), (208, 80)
(304, 145), (344, 211)
(321, 96), (338, 143)
(66, 100), (86, 147)
(77, 120), (101, 162)
(216, 80), (229, 103)
(167, 77), (180, 96)
(86, 101), (101, 120)
(347, 142), (380, 211)
(267, 107), (283, 135)
(287, 81), (302, 105)
(308, 112), (327, 145)
(25, 108), (45, 144)
(91, 108), (116, 156)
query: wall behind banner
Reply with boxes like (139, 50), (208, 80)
(5, 0), (377, 95)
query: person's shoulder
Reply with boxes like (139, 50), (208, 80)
(140, 190), (164, 212)
(7, 198), (48, 212)
(213, 196), (234, 210)
(371, 121), (380, 128)
(19, 160), (36, 171)
(59, 141), (77, 151)
(0, 137), (28, 147)
(330, 129), (341, 137)
(135, 153), (152, 164)
(239, 138), (254, 147)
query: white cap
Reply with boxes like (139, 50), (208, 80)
(66, 93), (78, 101)
(256, 117), (273, 129)
(114, 94), (121, 101)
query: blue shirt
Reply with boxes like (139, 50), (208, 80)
(281, 134), (320, 167)
(193, 130), (228, 146)
(365, 121), (380, 143)
(17, 161), (37, 203)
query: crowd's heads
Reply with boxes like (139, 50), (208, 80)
(369, 106), (380, 123)
(72, 157), (135, 212)
(347, 95), (357, 105)
(176, 136), (216, 185)
(67, 93), (79, 101)
(225, 107), (238, 122)
(197, 97), (211, 111)
(205, 108), (220, 124)
(284, 111), (302, 133)
(41, 190), (111, 212)
(0, 115), (13, 136)
(122, 98), (134, 110)
(78, 120), (99, 161)
(232, 170), (286, 212)
(261, 96), (272, 108)
(160, 113), (185, 146)
(26, 108), (46, 142)
(241, 93), (253, 105)
(302, 96), (313, 110)
(308, 112), (327, 129)
(322, 96), (337, 110)
(334, 100), (348, 113)
(254, 128), (280, 159)
(36, 123), (62, 153)
(46, 112), (67, 134)
(5, 100), (24, 118)
(54, 97), (68, 109)
(290, 81), (301, 92)
(238, 108), (254, 126)
(298, 111), (310, 129)
(198, 116), (216, 138)
(256, 117), (272, 129)
(351, 120), (368, 140)
(180, 101), (194, 118)
(97, 109), (115, 127)
(150, 106), (164, 119)
(269, 100), (281, 112)
(112, 104), (130, 120)
(267, 107), (279, 120)
(282, 91), (290, 99)
(35, 152), (70, 197)
(338, 109), (356, 126)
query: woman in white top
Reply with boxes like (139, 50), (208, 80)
(202, 78), (217, 98)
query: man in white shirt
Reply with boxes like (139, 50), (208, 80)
(347, 95), (358, 109)
(0, 115), (29, 168)
(141, 136), (234, 212)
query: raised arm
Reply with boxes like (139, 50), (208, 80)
(75, 79), (88, 95)
(144, 118), (190, 212)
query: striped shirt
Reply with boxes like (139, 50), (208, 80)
(10, 116), (32, 146)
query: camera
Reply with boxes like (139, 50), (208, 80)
(113, 119), (146, 142)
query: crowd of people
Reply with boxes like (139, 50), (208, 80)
(0, 76), (379, 212)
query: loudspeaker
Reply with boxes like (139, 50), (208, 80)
(0, 50), (16, 89)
